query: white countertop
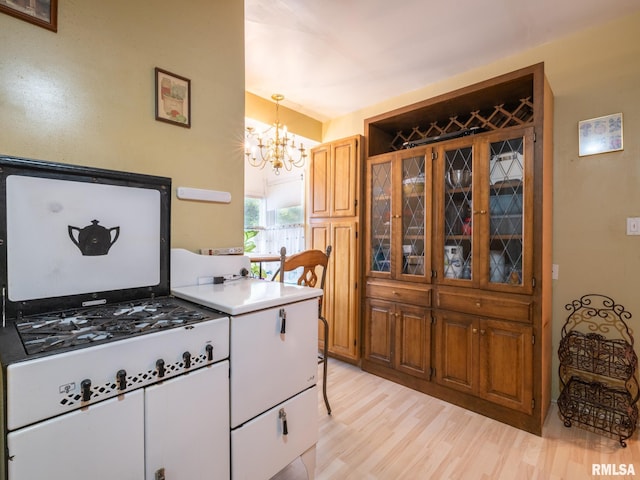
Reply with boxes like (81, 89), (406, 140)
(171, 277), (322, 315)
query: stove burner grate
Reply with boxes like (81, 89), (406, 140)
(16, 298), (217, 355)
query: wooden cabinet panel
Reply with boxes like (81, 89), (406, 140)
(309, 219), (359, 362)
(307, 135), (362, 363)
(480, 319), (533, 414)
(435, 312), (533, 414)
(309, 145), (330, 217)
(364, 298), (394, 368)
(436, 289), (531, 323)
(332, 137), (359, 217)
(435, 311), (475, 394)
(366, 280), (431, 307)
(395, 303), (431, 379)
(310, 136), (359, 218)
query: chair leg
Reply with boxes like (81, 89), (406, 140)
(319, 315), (331, 415)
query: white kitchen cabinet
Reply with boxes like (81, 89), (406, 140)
(7, 390), (145, 480)
(230, 300), (318, 428)
(145, 361), (230, 480)
(231, 386), (317, 480)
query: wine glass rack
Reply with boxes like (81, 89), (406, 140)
(557, 294), (639, 447)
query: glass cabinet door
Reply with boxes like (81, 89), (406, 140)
(398, 151), (430, 280)
(369, 156), (392, 274)
(441, 141), (474, 283)
(485, 128), (534, 291)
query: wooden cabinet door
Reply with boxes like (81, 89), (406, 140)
(395, 303), (431, 379)
(309, 136), (360, 219)
(331, 136), (359, 217)
(309, 144), (331, 218)
(435, 310), (476, 394)
(363, 297), (394, 368)
(309, 220), (359, 361)
(479, 318), (533, 414)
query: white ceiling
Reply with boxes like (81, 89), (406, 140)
(245, 0), (640, 122)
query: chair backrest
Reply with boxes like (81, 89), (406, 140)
(273, 246), (332, 293)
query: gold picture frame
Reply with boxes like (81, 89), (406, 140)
(578, 113), (623, 157)
(155, 68), (191, 128)
(0, 0), (57, 32)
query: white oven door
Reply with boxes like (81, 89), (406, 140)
(7, 390), (144, 480)
(145, 360), (230, 480)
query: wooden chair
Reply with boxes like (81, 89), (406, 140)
(273, 245), (332, 414)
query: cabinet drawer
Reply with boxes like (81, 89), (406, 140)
(367, 281), (431, 307)
(230, 300), (318, 428)
(436, 290), (531, 323)
(231, 386), (317, 480)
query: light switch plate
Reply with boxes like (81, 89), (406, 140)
(552, 264), (559, 280)
(626, 217), (640, 235)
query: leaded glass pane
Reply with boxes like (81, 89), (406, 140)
(371, 162), (391, 272)
(443, 146), (472, 280)
(402, 155), (425, 275)
(488, 137), (524, 285)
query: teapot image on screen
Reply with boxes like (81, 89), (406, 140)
(68, 220), (120, 256)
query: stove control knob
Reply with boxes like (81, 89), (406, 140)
(206, 344), (214, 361)
(116, 370), (127, 391)
(156, 359), (165, 378)
(183, 351), (192, 369)
(81, 379), (92, 402)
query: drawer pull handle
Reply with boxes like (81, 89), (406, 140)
(279, 408), (288, 435)
(279, 308), (287, 335)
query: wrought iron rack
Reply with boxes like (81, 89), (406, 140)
(558, 294), (639, 447)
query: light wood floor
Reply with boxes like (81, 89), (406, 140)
(274, 360), (640, 480)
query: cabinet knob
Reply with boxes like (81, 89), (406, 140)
(473, 210), (487, 215)
(472, 328), (478, 334)
(392, 291), (399, 296)
(392, 214), (401, 219)
(475, 301), (481, 307)
(480, 329), (486, 335)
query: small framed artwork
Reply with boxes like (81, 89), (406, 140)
(155, 68), (191, 128)
(0, 0), (57, 32)
(578, 113), (623, 156)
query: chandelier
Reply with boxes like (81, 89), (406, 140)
(245, 94), (307, 175)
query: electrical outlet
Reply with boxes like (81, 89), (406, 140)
(626, 217), (640, 235)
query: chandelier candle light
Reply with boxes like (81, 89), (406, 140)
(245, 94), (307, 175)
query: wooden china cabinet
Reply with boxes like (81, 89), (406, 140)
(362, 63), (553, 435)
(307, 135), (362, 363)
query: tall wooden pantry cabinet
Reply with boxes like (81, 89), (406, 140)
(307, 135), (363, 363)
(362, 63), (553, 435)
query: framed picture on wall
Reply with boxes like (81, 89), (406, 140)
(0, 0), (57, 32)
(578, 113), (623, 156)
(155, 68), (191, 128)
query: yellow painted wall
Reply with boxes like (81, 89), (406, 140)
(0, 0), (245, 252)
(324, 11), (640, 399)
(245, 91), (322, 142)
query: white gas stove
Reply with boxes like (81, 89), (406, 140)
(0, 155), (230, 480)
